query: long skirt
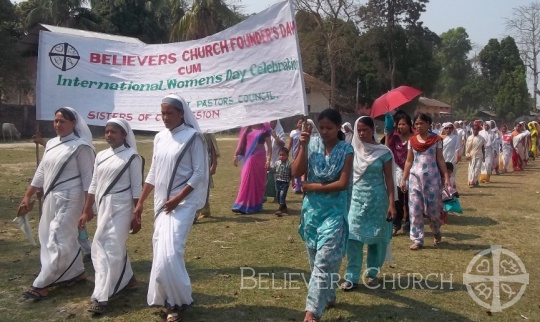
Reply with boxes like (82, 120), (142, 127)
(232, 147), (267, 213)
(148, 202), (197, 309)
(468, 156), (482, 184)
(501, 146), (513, 171)
(33, 189), (85, 289)
(91, 191), (134, 302)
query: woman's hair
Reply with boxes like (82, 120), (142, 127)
(357, 116), (375, 130)
(318, 108), (345, 140)
(55, 108), (76, 122)
(394, 111), (413, 133)
(413, 113), (432, 124)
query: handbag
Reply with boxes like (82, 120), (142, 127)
(444, 198), (463, 214)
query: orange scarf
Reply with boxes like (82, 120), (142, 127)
(410, 134), (441, 152)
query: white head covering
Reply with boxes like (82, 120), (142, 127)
(442, 122), (453, 129)
(307, 119), (320, 137)
(162, 94), (202, 133)
(61, 106), (94, 151)
(352, 117), (396, 198)
(342, 122), (352, 132)
(107, 118), (137, 152)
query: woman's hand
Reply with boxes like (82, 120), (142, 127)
(387, 204), (397, 220)
(445, 178), (452, 190)
(301, 181), (312, 192)
(78, 211), (94, 229)
(233, 156), (238, 167)
(18, 196), (31, 216)
(133, 202), (143, 219)
(400, 180), (407, 193)
(265, 160), (271, 171)
(299, 131), (311, 147)
(164, 195), (181, 213)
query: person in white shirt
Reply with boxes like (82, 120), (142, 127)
(79, 118), (142, 314)
(134, 94), (208, 322)
(19, 107), (95, 300)
(441, 123), (461, 179)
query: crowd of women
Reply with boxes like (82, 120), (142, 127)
(15, 96), (540, 322)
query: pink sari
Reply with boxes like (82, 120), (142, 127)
(232, 124), (271, 213)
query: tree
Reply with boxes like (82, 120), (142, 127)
(295, 0), (359, 108)
(90, 0), (173, 44)
(0, 0), (29, 99)
(169, 0), (241, 41)
(434, 27), (473, 109)
(25, 0), (99, 31)
(358, 0), (429, 89)
(506, 2), (540, 110)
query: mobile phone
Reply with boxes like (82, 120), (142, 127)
(301, 121), (307, 131)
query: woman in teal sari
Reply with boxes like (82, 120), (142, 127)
(292, 109), (353, 322)
(340, 116), (396, 290)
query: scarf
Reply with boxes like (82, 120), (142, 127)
(410, 134), (441, 152)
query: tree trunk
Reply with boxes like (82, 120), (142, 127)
(534, 50), (538, 110)
(327, 42), (337, 108)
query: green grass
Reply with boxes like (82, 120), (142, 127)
(0, 137), (539, 321)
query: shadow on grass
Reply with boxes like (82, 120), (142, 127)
(443, 232), (481, 241)
(338, 283), (475, 321)
(457, 192), (494, 197)
(450, 215), (498, 227)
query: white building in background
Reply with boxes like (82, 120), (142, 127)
(303, 73), (331, 113)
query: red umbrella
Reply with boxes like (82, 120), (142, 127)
(370, 86), (423, 118)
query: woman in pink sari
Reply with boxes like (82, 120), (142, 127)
(232, 123), (272, 214)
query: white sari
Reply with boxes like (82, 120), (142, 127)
(89, 144), (142, 302)
(146, 123), (208, 309)
(466, 135), (485, 184)
(31, 133), (94, 289)
(442, 133), (460, 175)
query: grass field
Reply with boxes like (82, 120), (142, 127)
(0, 135), (538, 322)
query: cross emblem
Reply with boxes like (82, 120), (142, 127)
(49, 43), (80, 71)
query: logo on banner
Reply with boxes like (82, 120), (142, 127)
(463, 245), (529, 312)
(49, 43), (80, 71)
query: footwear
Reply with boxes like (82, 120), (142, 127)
(22, 287), (48, 300)
(281, 206), (288, 215)
(274, 211), (283, 217)
(409, 243), (423, 250)
(87, 300), (107, 314)
(367, 277), (380, 287)
(433, 232), (442, 245)
(339, 281), (358, 291)
(167, 312), (183, 322)
(392, 228), (399, 236)
(197, 213), (212, 220)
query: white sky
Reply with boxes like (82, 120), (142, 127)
(240, 0), (533, 49)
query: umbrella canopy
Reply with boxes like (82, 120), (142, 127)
(370, 86), (423, 118)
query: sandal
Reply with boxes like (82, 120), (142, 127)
(87, 300), (107, 314)
(409, 243), (423, 250)
(339, 281), (358, 291)
(392, 228), (399, 236)
(167, 312), (183, 322)
(433, 232), (442, 245)
(22, 287), (48, 300)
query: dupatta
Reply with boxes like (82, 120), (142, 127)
(235, 123), (271, 160)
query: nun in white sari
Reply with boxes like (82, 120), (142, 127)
(135, 94), (208, 322)
(20, 107), (95, 299)
(79, 118), (142, 313)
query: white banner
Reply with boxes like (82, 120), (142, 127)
(36, 0), (307, 132)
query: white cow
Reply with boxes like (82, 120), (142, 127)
(2, 123), (21, 141)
